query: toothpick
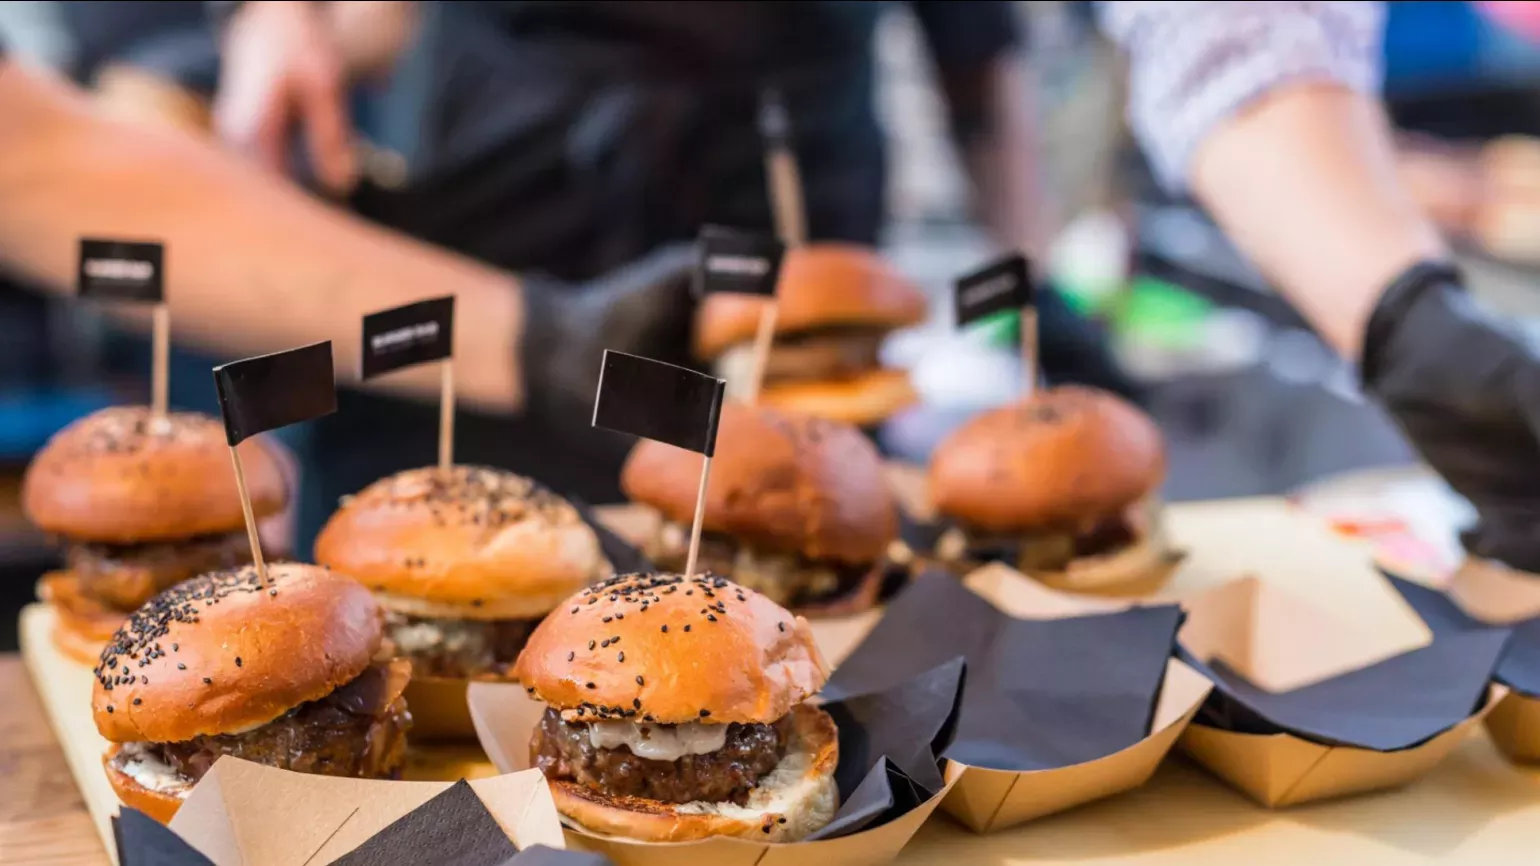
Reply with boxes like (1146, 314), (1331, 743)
(439, 359), (456, 471)
(683, 454), (715, 581)
(228, 445), (268, 583)
(748, 92), (808, 403)
(1021, 306), (1039, 398)
(151, 304), (170, 418)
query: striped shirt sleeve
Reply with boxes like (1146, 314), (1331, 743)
(1097, 1), (1385, 191)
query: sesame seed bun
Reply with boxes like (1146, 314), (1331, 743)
(22, 407), (287, 544)
(929, 387), (1165, 533)
(513, 573), (829, 726)
(547, 702), (839, 842)
(759, 368), (919, 428)
(621, 403), (897, 566)
(92, 563), (382, 744)
(693, 244), (927, 361)
(314, 466), (611, 620)
(103, 745), (185, 824)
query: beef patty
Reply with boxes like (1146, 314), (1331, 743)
(138, 660), (412, 783)
(382, 611), (537, 679)
(964, 511), (1140, 572)
(651, 528), (875, 608)
(68, 531), (255, 611)
(533, 709), (788, 805)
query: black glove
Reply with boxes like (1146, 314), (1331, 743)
(1361, 262), (1540, 573)
(520, 244), (699, 429)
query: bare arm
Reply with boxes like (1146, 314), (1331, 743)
(1190, 84), (1445, 358)
(0, 60), (524, 410)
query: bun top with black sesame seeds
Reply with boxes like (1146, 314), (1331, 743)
(513, 572), (828, 725)
(314, 466), (612, 620)
(621, 402), (897, 565)
(91, 562), (382, 744)
(22, 406), (288, 544)
(929, 386), (1164, 534)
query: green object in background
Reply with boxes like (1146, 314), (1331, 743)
(966, 309), (1022, 347)
(1112, 276), (1213, 350)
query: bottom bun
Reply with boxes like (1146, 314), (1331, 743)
(761, 368), (918, 427)
(793, 565), (885, 619)
(1028, 530), (1184, 598)
(551, 703), (840, 843)
(53, 619), (110, 666)
(37, 571), (124, 662)
(104, 746), (186, 825)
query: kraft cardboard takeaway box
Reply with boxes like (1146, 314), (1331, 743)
(1177, 576), (1508, 808)
(164, 758), (564, 865)
(815, 564), (1210, 834)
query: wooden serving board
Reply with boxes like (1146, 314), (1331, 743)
(17, 603), (498, 864)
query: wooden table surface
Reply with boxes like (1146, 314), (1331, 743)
(2, 655), (108, 865)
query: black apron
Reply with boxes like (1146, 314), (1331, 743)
(297, 1), (889, 554)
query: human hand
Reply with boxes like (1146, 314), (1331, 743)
(215, 1), (357, 193)
(1362, 263), (1540, 573)
(519, 245), (700, 428)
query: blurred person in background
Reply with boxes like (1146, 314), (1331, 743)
(1100, 0), (1540, 574)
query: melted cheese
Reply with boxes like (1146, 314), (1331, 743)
(588, 720), (729, 761)
(117, 743), (193, 796)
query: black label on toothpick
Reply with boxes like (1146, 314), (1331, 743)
(213, 342), (337, 446)
(695, 226), (785, 297)
(592, 350), (725, 456)
(955, 254), (1033, 328)
(360, 296), (455, 379)
(78, 238), (164, 303)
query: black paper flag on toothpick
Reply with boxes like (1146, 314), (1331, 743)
(695, 225), (785, 297)
(213, 342), (337, 447)
(78, 238), (164, 302)
(954, 254), (1033, 329)
(114, 808), (213, 866)
(360, 296), (455, 380)
(592, 350), (725, 456)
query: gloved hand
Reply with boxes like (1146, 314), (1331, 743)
(519, 244), (700, 429)
(1361, 262), (1540, 573)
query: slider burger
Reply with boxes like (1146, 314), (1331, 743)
(23, 407), (286, 662)
(621, 403), (896, 613)
(697, 244), (927, 426)
(315, 466), (612, 680)
(514, 572), (837, 842)
(94, 563), (411, 823)
(928, 386), (1175, 593)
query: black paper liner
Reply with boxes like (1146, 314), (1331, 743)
(333, 780), (519, 866)
(1389, 574), (1540, 697)
(115, 808), (213, 866)
(1179, 616), (1509, 751)
(501, 846), (616, 866)
(822, 570), (1182, 773)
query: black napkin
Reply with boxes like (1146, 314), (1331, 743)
(896, 508), (949, 558)
(1389, 574), (1540, 697)
(333, 780), (519, 866)
(824, 571), (1183, 772)
(1181, 620), (1509, 751)
(114, 809), (213, 866)
(499, 846), (615, 866)
(805, 657), (966, 840)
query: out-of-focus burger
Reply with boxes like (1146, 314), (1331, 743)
(695, 244), (927, 427)
(928, 386), (1177, 595)
(621, 402), (896, 614)
(94, 563), (411, 823)
(24, 407), (287, 663)
(515, 572), (837, 842)
(315, 466), (612, 681)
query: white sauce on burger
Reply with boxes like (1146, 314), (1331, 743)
(117, 742), (192, 796)
(587, 720), (730, 761)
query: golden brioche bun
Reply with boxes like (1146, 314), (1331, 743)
(514, 573), (829, 725)
(37, 571), (124, 665)
(621, 403), (896, 565)
(23, 407), (287, 544)
(92, 563), (382, 744)
(315, 466), (610, 619)
(759, 368), (919, 427)
(930, 387), (1165, 533)
(694, 244), (927, 360)
(549, 703), (839, 842)
(103, 746), (185, 824)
